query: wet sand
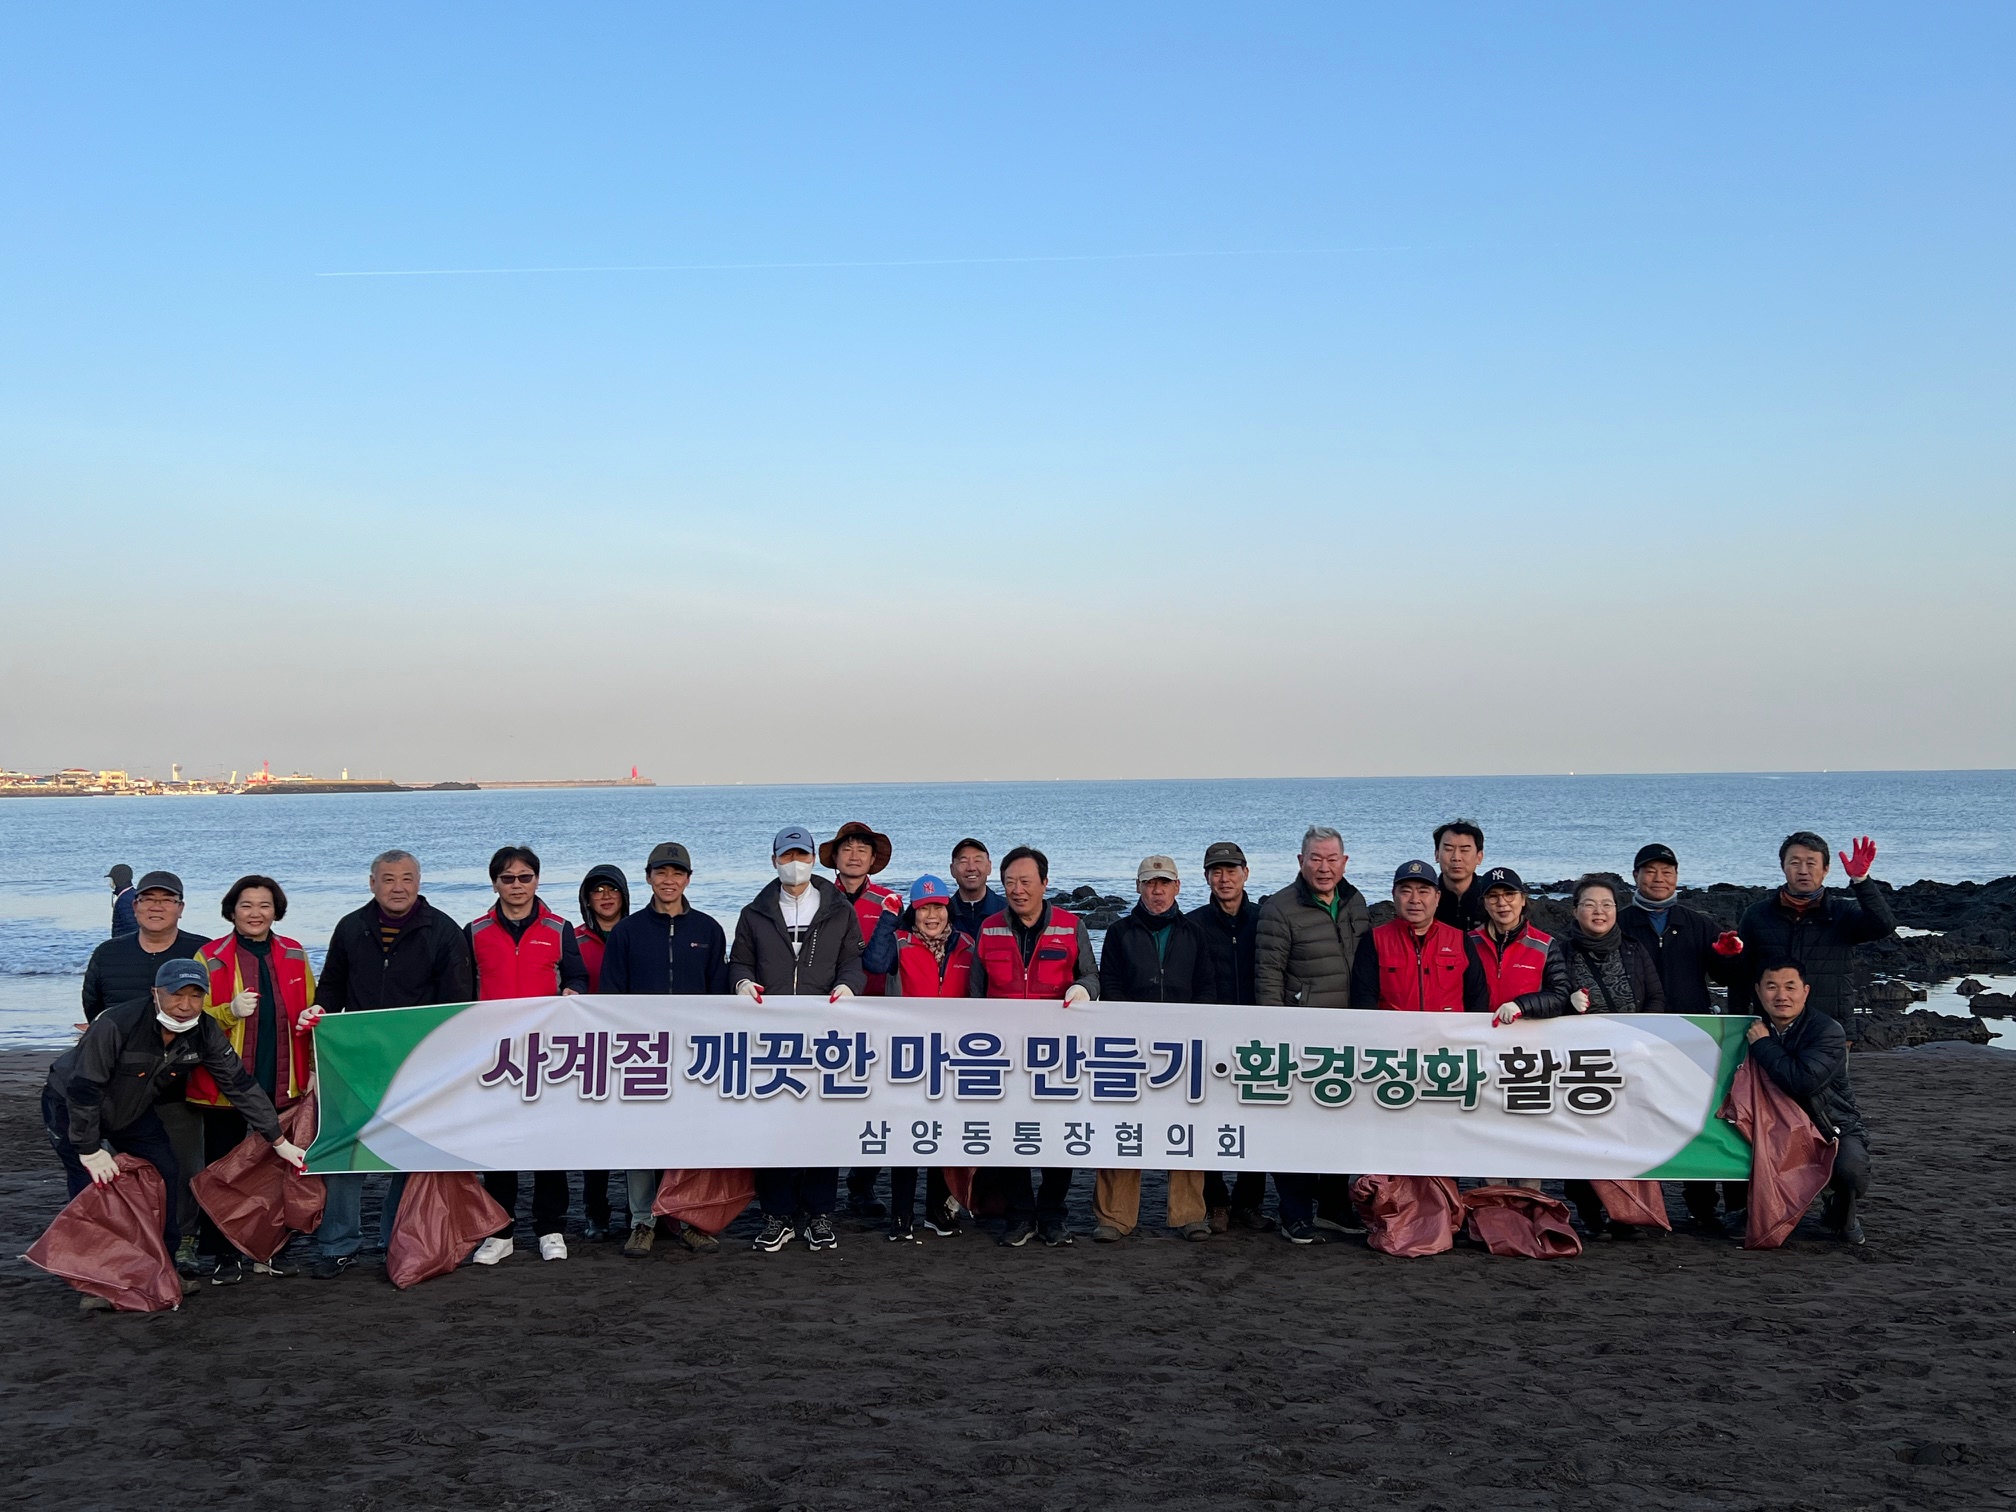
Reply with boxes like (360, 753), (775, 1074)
(2, 1046), (2012, 1510)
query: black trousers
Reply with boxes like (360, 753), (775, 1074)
(1275, 1172), (1356, 1227)
(198, 1106), (250, 1259)
(483, 1170), (571, 1239)
(1008, 1168), (1074, 1225)
(1830, 1134), (1871, 1200)
(756, 1167), (839, 1219)
(889, 1167), (952, 1222)
(846, 1166), (881, 1203)
(42, 1087), (182, 1253)
(1204, 1170), (1269, 1212)
(581, 1171), (612, 1225)
(1684, 1179), (1748, 1222)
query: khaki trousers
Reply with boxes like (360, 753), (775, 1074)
(1094, 1169), (1207, 1234)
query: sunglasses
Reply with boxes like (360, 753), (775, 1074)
(496, 872), (538, 885)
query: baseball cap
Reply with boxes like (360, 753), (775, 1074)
(1392, 859), (1438, 888)
(1203, 842), (1247, 870)
(1633, 843), (1679, 871)
(909, 875), (954, 906)
(772, 825), (817, 859)
(646, 842), (693, 874)
(154, 957), (209, 993)
(106, 864), (133, 888)
(135, 870), (184, 899)
(1479, 866), (1526, 895)
(1137, 855), (1180, 883)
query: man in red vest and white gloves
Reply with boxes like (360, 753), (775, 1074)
(823, 821), (904, 1219)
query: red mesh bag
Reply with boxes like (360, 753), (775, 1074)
(943, 1167), (976, 1212)
(1722, 1059), (1837, 1250)
(1588, 1179), (1672, 1231)
(386, 1173), (510, 1289)
(190, 1102), (326, 1262)
(1351, 1174), (1463, 1257)
(652, 1169), (756, 1235)
(25, 1155), (183, 1312)
(1462, 1184), (1583, 1258)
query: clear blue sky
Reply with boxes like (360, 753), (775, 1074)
(3, 5), (2011, 783)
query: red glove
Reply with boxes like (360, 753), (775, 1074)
(881, 890), (904, 915)
(1840, 836), (1876, 880)
(1711, 931), (1744, 957)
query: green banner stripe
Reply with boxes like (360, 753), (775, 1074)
(305, 1003), (473, 1173)
(1639, 1015), (1754, 1181)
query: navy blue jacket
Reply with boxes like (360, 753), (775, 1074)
(110, 887), (137, 938)
(950, 887), (1006, 944)
(598, 903), (730, 996)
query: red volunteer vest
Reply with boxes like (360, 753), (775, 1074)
(1468, 924), (1553, 1010)
(893, 930), (977, 998)
(189, 933), (316, 1108)
(842, 880), (900, 995)
(974, 905), (1082, 998)
(575, 925), (607, 994)
(1371, 918), (1469, 1012)
(469, 901), (570, 1001)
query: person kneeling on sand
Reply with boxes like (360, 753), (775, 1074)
(1745, 959), (1871, 1245)
(43, 958), (308, 1310)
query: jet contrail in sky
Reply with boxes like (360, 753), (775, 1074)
(314, 246), (1415, 278)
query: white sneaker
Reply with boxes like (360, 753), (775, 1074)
(538, 1233), (568, 1261)
(472, 1237), (514, 1265)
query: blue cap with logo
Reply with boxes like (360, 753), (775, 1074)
(155, 957), (209, 993)
(772, 825), (817, 859)
(909, 875), (954, 906)
(1392, 859), (1439, 888)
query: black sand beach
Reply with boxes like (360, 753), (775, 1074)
(2, 1045), (2012, 1510)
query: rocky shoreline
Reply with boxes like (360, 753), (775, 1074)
(1046, 874), (2016, 1051)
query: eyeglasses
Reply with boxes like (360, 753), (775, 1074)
(496, 872), (538, 885)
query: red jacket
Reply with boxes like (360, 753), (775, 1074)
(975, 905), (1084, 998)
(841, 881), (900, 994)
(469, 901), (571, 1001)
(1368, 918), (1469, 1012)
(891, 930), (978, 998)
(189, 933), (316, 1108)
(576, 925), (607, 993)
(1469, 923), (1553, 1009)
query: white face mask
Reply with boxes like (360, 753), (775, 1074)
(157, 1009), (201, 1033)
(775, 859), (813, 887)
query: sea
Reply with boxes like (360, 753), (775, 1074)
(4, 770), (2012, 1050)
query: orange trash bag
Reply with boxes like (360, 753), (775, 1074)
(385, 1173), (510, 1289)
(1722, 1059), (1837, 1250)
(653, 1169), (756, 1235)
(1352, 1174), (1463, 1257)
(191, 1102), (326, 1262)
(943, 1168), (976, 1212)
(1462, 1184), (1583, 1259)
(1588, 1180), (1672, 1231)
(25, 1154), (183, 1312)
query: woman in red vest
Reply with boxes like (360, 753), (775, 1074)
(1466, 867), (1568, 1026)
(192, 873), (317, 1283)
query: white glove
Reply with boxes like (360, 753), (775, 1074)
(231, 990), (259, 1019)
(305, 1070), (318, 1095)
(736, 980), (764, 1002)
(298, 1006), (325, 1032)
(1569, 988), (1590, 1014)
(80, 1148), (120, 1185)
(829, 984), (854, 1002)
(1493, 1002), (1523, 1027)
(1063, 985), (1091, 1007)
(270, 1139), (308, 1171)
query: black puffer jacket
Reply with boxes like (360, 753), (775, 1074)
(729, 877), (866, 997)
(1187, 893), (1259, 1005)
(1749, 1007), (1868, 1140)
(1254, 877), (1371, 1008)
(1558, 925), (1667, 1014)
(1099, 903), (1218, 1003)
(318, 896), (475, 1011)
(1734, 879), (1896, 1029)
(1622, 901), (1740, 1016)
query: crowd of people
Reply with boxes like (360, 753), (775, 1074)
(50, 817), (1894, 1302)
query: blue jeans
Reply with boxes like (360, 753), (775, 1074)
(316, 1171), (408, 1258)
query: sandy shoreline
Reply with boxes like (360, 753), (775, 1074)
(3, 1046), (2013, 1508)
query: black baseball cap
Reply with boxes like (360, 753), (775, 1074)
(1633, 844), (1678, 871)
(1392, 859), (1438, 888)
(106, 864), (132, 887)
(1479, 866), (1525, 895)
(135, 870), (184, 899)
(1203, 841), (1248, 869)
(646, 842), (693, 874)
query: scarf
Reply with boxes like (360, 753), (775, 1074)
(1565, 921), (1636, 1012)
(1631, 888), (1674, 915)
(1779, 887), (1825, 913)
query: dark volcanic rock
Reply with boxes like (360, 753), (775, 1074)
(1852, 1009), (1993, 1051)
(1863, 979), (1926, 1006)
(1050, 887), (1128, 930)
(1969, 992), (2016, 1018)
(1956, 978), (1985, 997)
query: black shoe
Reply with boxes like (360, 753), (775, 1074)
(1609, 1222), (1642, 1242)
(888, 1217), (919, 1243)
(210, 1258), (249, 1286)
(752, 1217), (795, 1253)
(846, 1196), (888, 1220)
(999, 1219), (1036, 1248)
(252, 1256), (301, 1277)
(1230, 1207), (1275, 1232)
(805, 1215), (839, 1250)
(309, 1254), (355, 1280)
(581, 1219), (609, 1243)
(1039, 1221), (1073, 1247)
(1689, 1212), (1729, 1238)
(923, 1205), (963, 1237)
(1281, 1220), (1328, 1245)
(1839, 1217), (1867, 1246)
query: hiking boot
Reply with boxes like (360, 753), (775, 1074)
(174, 1237), (201, 1277)
(998, 1218), (1036, 1248)
(1091, 1224), (1125, 1244)
(752, 1217), (795, 1252)
(677, 1222), (719, 1255)
(1208, 1206), (1231, 1235)
(1281, 1220), (1328, 1245)
(180, 1277), (200, 1296)
(805, 1215), (839, 1251)
(887, 1217), (919, 1243)
(923, 1205), (963, 1238)
(1179, 1221), (1213, 1242)
(473, 1237), (514, 1265)
(309, 1254), (355, 1280)
(210, 1258), (249, 1286)
(1231, 1206), (1275, 1233)
(252, 1256), (300, 1277)
(623, 1224), (656, 1258)
(1039, 1221), (1073, 1247)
